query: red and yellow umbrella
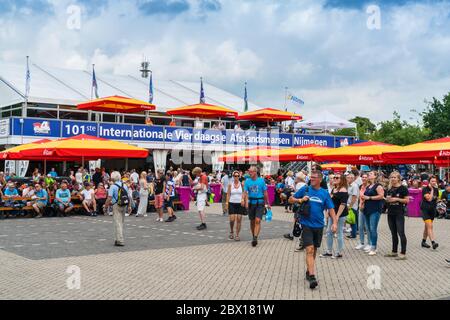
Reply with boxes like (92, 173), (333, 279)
(0, 139), (51, 160)
(238, 108), (302, 122)
(219, 147), (280, 163)
(382, 137), (450, 163)
(167, 103), (238, 119)
(277, 144), (330, 162)
(314, 141), (402, 164)
(17, 134), (149, 159)
(322, 163), (351, 172)
(77, 96), (156, 114)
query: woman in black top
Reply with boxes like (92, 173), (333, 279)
(321, 173), (348, 259)
(420, 176), (439, 249)
(385, 172), (409, 260)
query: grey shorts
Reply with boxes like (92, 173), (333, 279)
(248, 203), (265, 221)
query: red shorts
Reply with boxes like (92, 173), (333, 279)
(155, 194), (164, 209)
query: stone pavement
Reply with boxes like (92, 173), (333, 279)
(0, 203), (449, 300)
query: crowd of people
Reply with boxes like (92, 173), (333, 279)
(1, 164), (449, 288)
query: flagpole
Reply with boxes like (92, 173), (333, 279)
(24, 56), (30, 119)
(91, 64), (94, 100)
(284, 87), (288, 111)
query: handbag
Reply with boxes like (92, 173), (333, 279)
(346, 208), (356, 225)
(293, 218), (302, 237)
(293, 187), (310, 218)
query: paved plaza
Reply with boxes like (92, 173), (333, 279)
(0, 203), (449, 300)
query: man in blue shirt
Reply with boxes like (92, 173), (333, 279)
(4, 182), (19, 197)
(49, 168), (58, 178)
(289, 170), (337, 290)
(105, 171), (132, 247)
(55, 182), (74, 217)
(31, 184), (48, 218)
(243, 166), (271, 247)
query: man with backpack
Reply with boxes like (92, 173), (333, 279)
(105, 171), (131, 247)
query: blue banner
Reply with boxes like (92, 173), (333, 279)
(62, 121), (98, 137)
(12, 118), (60, 137)
(8, 117), (356, 148)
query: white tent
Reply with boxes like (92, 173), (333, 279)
(294, 110), (356, 130)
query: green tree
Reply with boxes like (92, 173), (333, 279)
(370, 112), (429, 146)
(333, 116), (376, 140)
(422, 93), (450, 139)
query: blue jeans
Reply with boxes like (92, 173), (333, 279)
(365, 211), (381, 249)
(358, 210), (369, 245)
(326, 216), (347, 254)
(350, 208), (359, 238)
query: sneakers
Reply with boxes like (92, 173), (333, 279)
(196, 223), (207, 230)
(355, 244), (365, 250)
(319, 252), (333, 258)
(294, 242), (304, 252)
(283, 233), (294, 240)
(156, 217), (164, 222)
(432, 242), (439, 250)
(332, 254), (343, 259)
(308, 275), (318, 289)
(395, 254), (407, 260)
(125, 213), (130, 217)
(384, 252), (398, 257)
(368, 250), (377, 256)
(114, 241), (124, 247)
(421, 241), (431, 248)
(363, 245), (372, 252)
(445, 259), (450, 265)
(143, 214), (148, 217)
(165, 216), (176, 222)
(251, 236), (258, 247)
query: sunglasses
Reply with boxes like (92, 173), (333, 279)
(333, 177), (341, 179)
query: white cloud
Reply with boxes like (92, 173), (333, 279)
(0, 0), (450, 124)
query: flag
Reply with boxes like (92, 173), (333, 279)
(244, 82), (248, 112)
(92, 65), (99, 99)
(287, 92), (304, 106)
(149, 72), (154, 103)
(200, 77), (206, 104)
(25, 56), (31, 98)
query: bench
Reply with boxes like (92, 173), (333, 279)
(148, 200), (184, 211)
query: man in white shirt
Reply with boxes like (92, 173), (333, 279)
(346, 173), (359, 239)
(75, 168), (83, 184)
(81, 182), (97, 216)
(130, 169), (139, 185)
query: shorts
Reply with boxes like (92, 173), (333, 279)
(422, 212), (435, 222)
(35, 202), (46, 210)
(164, 196), (175, 208)
(155, 194), (164, 209)
(196, 193), (207, 212)
(229, 202), (243, 215)
(83, 199), (94, 206)
(301, 226), (324, 248)
(248, 203), (265, 221)
(56, 202), (73, 210)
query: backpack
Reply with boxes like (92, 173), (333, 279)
(115, 183), (129, 207)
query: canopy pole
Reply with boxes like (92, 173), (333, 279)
(82, 156), (85, 168)
(63, 161), (67, 176)
(44, 159), (47, 176)
(125, 158), (129, 171)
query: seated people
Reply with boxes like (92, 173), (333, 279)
(54, 182), (74, 217)
(30, 184), (49, 218)
(80, 182), (97, 216)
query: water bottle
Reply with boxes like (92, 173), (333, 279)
(266, 206), (272, 222)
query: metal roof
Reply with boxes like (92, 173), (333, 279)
(0, 62), (262, 112)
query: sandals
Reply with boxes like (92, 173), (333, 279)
(234, 235), (240, 241)
(228, 233), (234, 240)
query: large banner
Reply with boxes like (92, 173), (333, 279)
(10, 118), (356, 148)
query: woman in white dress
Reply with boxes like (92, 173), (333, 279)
(136, 171), (149, 217)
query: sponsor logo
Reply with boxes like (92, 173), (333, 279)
(359, 155), (374, 161)
(296, 155), (309, 160)
(43, 149), (53, 156)
(439, 150), (450, 157)
(33, 121), (51, 134)
(340, 138), (349, 147)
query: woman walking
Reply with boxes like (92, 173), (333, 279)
(385, 172), (409, 260)
(321, 173), (349, 258)
(226, 171), (244, 241)
(420, 176), (439, 249)
(355, 173), (369, 250)
(362, 171), (385, 256)
(284, 171), (295, 213)
(136, 171), (149, 217)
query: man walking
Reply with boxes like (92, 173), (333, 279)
(242, 166), (271, 247)
(289, 170), (337, 289)
(105, 171), (131, 247)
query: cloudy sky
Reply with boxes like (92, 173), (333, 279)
(1, 0), (449, 122)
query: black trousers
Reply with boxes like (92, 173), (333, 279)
(387, 214), (407, 254)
